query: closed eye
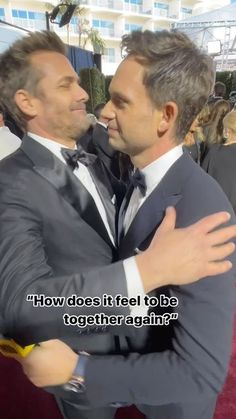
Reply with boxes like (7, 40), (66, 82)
(59, 83), (71, 89)
(112, 96), (127, 108)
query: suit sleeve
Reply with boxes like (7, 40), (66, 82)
(81, 179), (236, 407)
(0, 178), (129, 345)
(84, 272), (235, 406)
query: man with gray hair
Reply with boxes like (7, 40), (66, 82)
(20, 30), (236, 419)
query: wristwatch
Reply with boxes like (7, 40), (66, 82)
(63, 352), (90, 393)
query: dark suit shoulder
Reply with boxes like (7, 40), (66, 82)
(0, 148), (34, 194)
(0, 147), (32, 172)
(175, 153), (235, 226)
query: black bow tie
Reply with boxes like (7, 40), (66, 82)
(61, 146), (90, 171)
(130, 169), (147, 196)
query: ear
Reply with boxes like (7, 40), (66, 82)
(157, 102), (178, 135)
(14, 89), (38, 118)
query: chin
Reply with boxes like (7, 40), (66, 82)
(108, 136), (125, 152)
(73, 123), (90, 138)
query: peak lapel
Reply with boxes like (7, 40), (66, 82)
(88, 157), (117, 240)
(118, 152), (192, 258)
(119, 191), (181, 258)
(21, 135), (113, 246)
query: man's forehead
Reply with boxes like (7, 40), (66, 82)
(110, 57), (145, 93)
(30, 51), (77, 78)
(30, 50), (64, 62)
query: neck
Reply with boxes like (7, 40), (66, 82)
(130, 138), (177, 169)
(28, 127), (77, 148)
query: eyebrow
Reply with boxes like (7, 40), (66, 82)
(57, 75), (80, 84)
(110, 91), (129, 103)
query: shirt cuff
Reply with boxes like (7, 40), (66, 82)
(123, 257), (148, 316)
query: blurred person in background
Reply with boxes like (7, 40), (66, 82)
(208, 81), (226, 104)
(0, 105), (21, 160)
(202, 110), (236, 213)
(183, 104), (211, 164)
(94, 102), (106, 123)
(200, 99), (230, 146)
(183, 116), (202, 163)
(80, 102), (132, 181)
(228, 91), (236, 110)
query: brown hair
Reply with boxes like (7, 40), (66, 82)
(202, 99), (230, 144)
(121, 30), (214, 143)
(197, 104), (212, 126)
(0, 31), (66, 131)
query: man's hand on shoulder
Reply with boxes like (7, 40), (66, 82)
(137, 207), (236, 293)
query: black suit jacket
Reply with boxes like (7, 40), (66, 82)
(0, 135), (129, 350)
(80, 123), (121, 179)
(202, 143), (236, 214)
(83, 152), (236, 419)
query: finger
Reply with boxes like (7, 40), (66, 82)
(208, 242), (235, 261)
(155, 206), (176, 235)
(192, 212), (231, 234)
(207, 225), (236, 246)
(205, 260), (233, 277)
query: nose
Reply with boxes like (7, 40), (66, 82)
(75, 84), (89, 103)
(101, 100), (116, 123)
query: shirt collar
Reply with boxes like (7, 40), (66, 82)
(0, 126), (10, 132)
(97, 121), (107, 129)
(28, 132), (76, 164)
(138, 145), (183, 194)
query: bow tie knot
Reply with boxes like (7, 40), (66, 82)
(130, 169), (147, 196)
(61, 146), (90, 171)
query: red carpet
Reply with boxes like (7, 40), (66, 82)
(0, 318), (235, 419)
(214, 323), (236, 419)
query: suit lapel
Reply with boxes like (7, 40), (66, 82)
(118, 152), (193, 257)
(117, 183), (134, 244)
(88, 157), (117, 239)
(21, 135), (113, 246)
(119, 191), (181, 257)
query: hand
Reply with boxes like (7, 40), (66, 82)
(136, 207), (236, 292)
(19, 340), (78, 387)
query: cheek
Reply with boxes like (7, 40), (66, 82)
(135, 118), (154, 137)
(40, 101), (64, 117)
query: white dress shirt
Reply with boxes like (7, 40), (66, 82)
(124, 145), (183, 233)
(29, 132), (115, 245)
(124, 145), (183, 315)
(28, 133), (141, 314)
(0, 126), (21, 160)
